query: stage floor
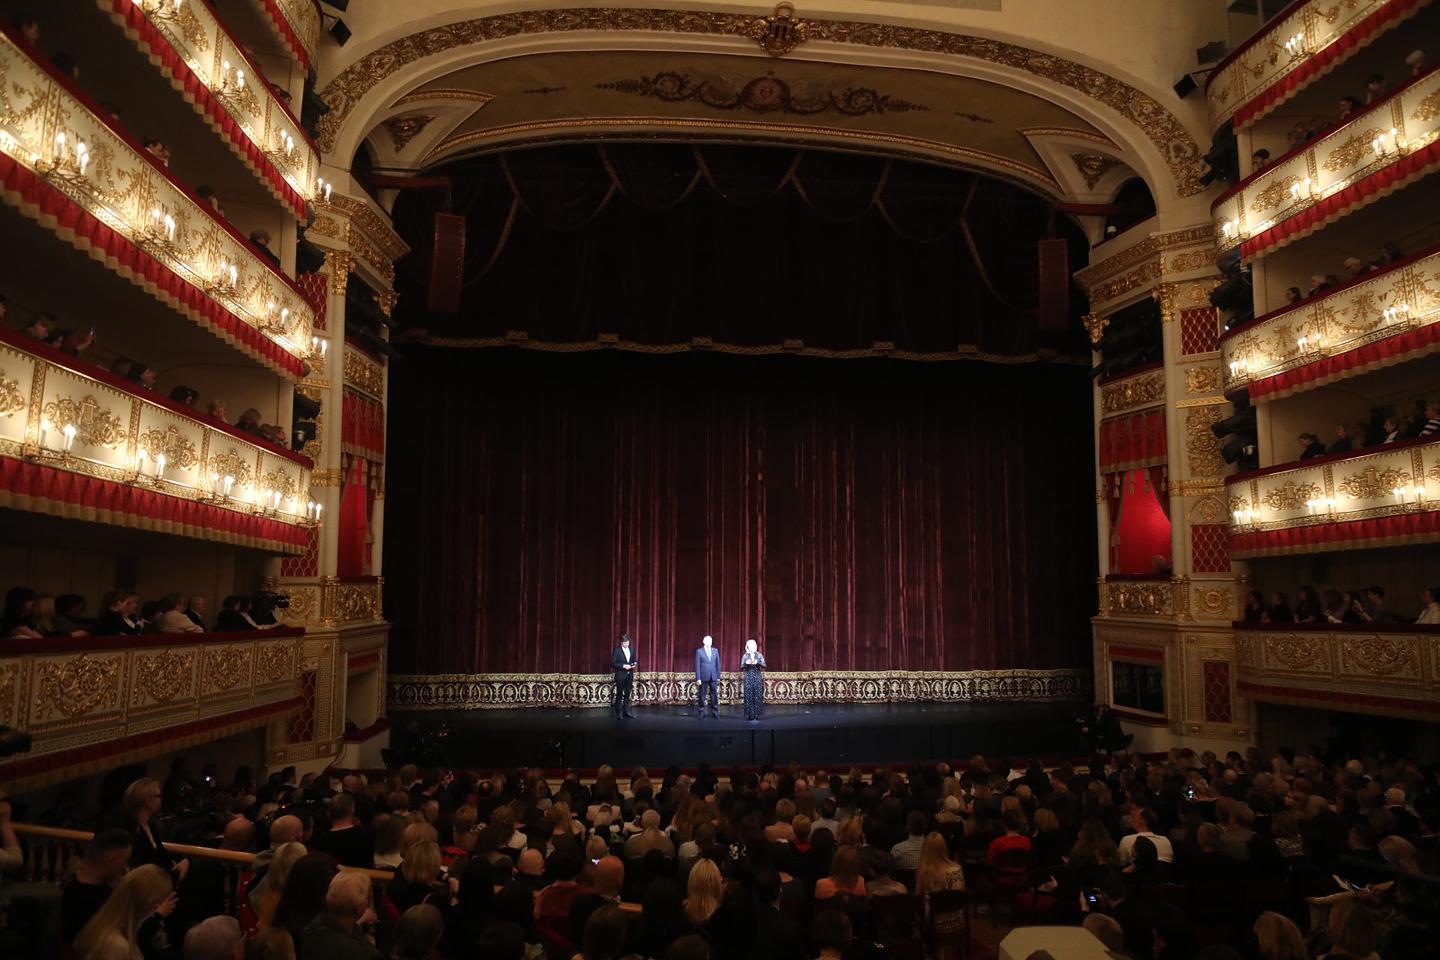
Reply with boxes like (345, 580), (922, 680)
(388, 700), (1086, 769)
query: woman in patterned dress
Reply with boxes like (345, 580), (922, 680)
(740, 638), (767, 721)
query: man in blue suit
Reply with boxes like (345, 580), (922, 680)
(695, 635), (720, 718)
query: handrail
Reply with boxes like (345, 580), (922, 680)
(1227, 434), (1433, 483)
(0, 327), (312, 468)
(1233, 619), (1439, 632)
(0, 625), (305, 656)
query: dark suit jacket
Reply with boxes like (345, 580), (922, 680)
(612, 645), (636, 677)
(695, 646), (721, 681)
(752, 902), (804, 960)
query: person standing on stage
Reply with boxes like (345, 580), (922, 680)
(740, 638), (767, 721)
(612, 635), (637, 719)
(694, 635), (720, 719)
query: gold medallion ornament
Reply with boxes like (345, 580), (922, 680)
(41, 395), (126, 448)
(749, 3), (811, 57)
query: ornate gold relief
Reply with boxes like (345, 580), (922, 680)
(1185, 367), (1223, 394)
(1250, 175), (1303, 213)
(256, 642), (296, 685)
(203, 645), (250, 692)
(132, 649), (195, 705)
(1322, 127), (1385, 172)
(1195, 586), (1233, 620)
(323, 250), (356, 295)
(0, 373), (24, 417)
(1338, 465), (1411, 500)
(1082, 313), (1108, 345)
(1261, 479), (1323, 511)
(1267, 635), (1327, 671)
(1185, 407), (1226, 476)
(748, 3), (811, 57)
(0, 661), (20, 726)
(382, 113), (435, 151)
(1105, 580), (1176, 618)
(137, 426), (199, 470)
(344, 350), (385, 398)
(207, 447), (254, 488)
(41, 395), (125, 448)
(1071, 152), (1121, 189)
(1100, 371), (1164, 414)
(1089, 260), (1162, 306)
(34, 654), (121, 721)
(1414, 90), (1440, 123)
(322, 578), (384, 624)
(1341, 635), (1416, 676)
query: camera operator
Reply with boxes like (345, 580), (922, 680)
(247, 591), (290, 629)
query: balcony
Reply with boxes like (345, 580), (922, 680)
(99, 0), (322, 217)
(1226, 437), (1440, 556)
(1211, 67), (1440, 260)
(1234, 621), (1440, 721)
(1205, 0), (1430, 130)
(1221, 244), (1440, 399)
(0, 627), (305, 792)
(241, 0), (321, 74)
(0, 328), (315, 553)
(0, 29), (316, 377)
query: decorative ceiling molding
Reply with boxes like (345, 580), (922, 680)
(422, 116), (1060, 191)
(1018, 125), (1116, 146)
(393, 88), (498, 107)
(382, 114), (437, 151)
(1072, 152), (1123, 189)
(316, 8), (1204, 195)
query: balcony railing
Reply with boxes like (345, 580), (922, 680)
(0, 627), (305, 791)
(1227, 437), (1440, 556)
(0, 28), (315, 376)
(1205, 0), (1429, 130)
(1211, 67), (1440, 259)
(243, 0), (321, 74)
(1234, 621), (1440, 721)
(0, 329), (315, 553)
(99, 0), (322, 216)
(1220, 244), (1440, 398)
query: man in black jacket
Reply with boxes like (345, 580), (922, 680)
(612, 635), (637, 719)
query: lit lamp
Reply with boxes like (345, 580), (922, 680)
(1283, 31), (1306, 58)
(315, 177), (333, 203)
(1382, 303), (1412, 326)
(305, 499), (323, 525)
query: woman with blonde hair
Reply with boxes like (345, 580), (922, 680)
(834, 817), (865, 849)
(684, 858), (723, 928)
(121, 778), (188, 879)
(389, 839), (446, 911)
(815, 844), (866, 899)
(256, 841), (307, 930)
(74, 864), (174, 960)
(400, 820), (438, 857)
(450, 804), (479, 853)
(1254, 911), (1308, 960)
(915, 832), (965, 896)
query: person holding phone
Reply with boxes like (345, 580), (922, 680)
(611, 634), (637, 719)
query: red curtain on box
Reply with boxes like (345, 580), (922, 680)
(337, 455), (373, 577)
(342, 391), (385, 460)
(1230, 509), (1440, 557)
(1098, 409), (1167, 473)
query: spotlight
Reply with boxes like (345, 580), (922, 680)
(1195, 41), (1227, 66)
(328, 17), (351, 46)
(1173, 73), (1198, 99)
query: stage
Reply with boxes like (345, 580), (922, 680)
(387, 700), (1087, 769)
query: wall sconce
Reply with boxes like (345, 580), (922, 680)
(315, 176), (333, 204)
(1382, 303), (1412, 326)
(1283, 31), (1306, 58)
(304, 499), (323, 526)
(1231, 507), (1258, 531)
(1303, 496), (1337, 518)
(205, 471), (236, 502)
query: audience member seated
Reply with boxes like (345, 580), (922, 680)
(155, 593), (204, 634)
(298, 872), (379, 960)
(1, 587), (43, 639)
(183, 596), (208, 631)
(73, 864), (175, 960)
(60, 829), (135, 943)
(1326, 424), (1353, 455)
(1262, 592), (1294, 623)
(94, 591), (143, 635)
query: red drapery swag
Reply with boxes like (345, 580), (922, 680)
(1226, 0), (1427, 129)
(1098, 409), (1167, 473)
(342, 390), (386, 461)
(381, 348), (1099, 676)
(1239, 137), (1440, 258)
(337, 455), (375, 577)
(1230, 509), (1440, 557)
(1248, 319), (1440, 400)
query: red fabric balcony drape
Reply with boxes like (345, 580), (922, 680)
(1098, 410), (1167, 474)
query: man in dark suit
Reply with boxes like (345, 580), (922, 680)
(752, 868), (804, 960)
(695, 634), (720, 718)
(612, 635), (637, 719)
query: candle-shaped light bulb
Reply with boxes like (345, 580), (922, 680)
(223, 60), (231, 74)
(76, 141), (88, 175)
(62, 423), (77, 450)
(319, 339), (328, 357)
(155, 453), (166, 478)
(137, 448), (147, 466)
(229, 264), (237, 286)
(223, 474), (234, 495)
(324, 182), (332, 201)
(236, 69), (244, 90)
(164, 214), (175, 241)
(280, 307), (289, 323)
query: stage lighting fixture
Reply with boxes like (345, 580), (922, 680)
(1196, 41), (1228, 65)
(1173, 73), (1198, 98)
(329, 17), (351, 46)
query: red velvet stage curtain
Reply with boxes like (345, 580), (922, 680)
(383, 348), (1098, 676)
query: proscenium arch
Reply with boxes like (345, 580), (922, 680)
(317, 10), (1207, 206)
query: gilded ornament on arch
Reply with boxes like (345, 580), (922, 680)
(131, 649), (195, 705)
(1322, 127), (1386, 172)
(1250, 175), (1303, 213)
(137, 426), (199, 470)
(1341, 635), (1416, 676)
(1185, 367), (1223, 393)
(203, 645), (250, 692)
(747, 3), (811, 57)
(1261, 479), (1323, 511)
(1337, 465), (1410, 500)
(1071, 152), (1121, 189)
(41, 394), (126, 448)
(382, 113), (435, 151)
(34, 654), (121, 721)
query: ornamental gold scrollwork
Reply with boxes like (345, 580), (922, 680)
(1071, 152), (1121, 189)
(1107, 581), (1175, 617)
(1261, 480), (1323, 511)
(273, 588), (318, 625)
(260, 468), (297, 501)
(1089, 260), (1162, 306)
(1414, 90), (1440, 123)
(1185, 367), (1223, 393)
(132, 649), (195, 705)
(1082, 313), (1108, 345)
(324, 250), (356, 296)
(207, 447), (253, 488)
(256, 642), (295, 685)
(1341, 636), (1416, 676)
(1251, 176), (1303, 213)
(324, 581), (381, 623)
(137, 426), (199, 470)
(0, 374), (24, 418)
(1267, 635), (1325, 671)
(1100, 372), (1164, 413)
(1322, 127), (1386, 172)
(0, 662), (17, 725)
(1337, 465), (1410, 500)
(41, 395), (126, 448)
(203, 646), (250, 692)
(1186, 407), (1226, 476)
(34, 654), (121, 721)
(343, 350), (384, 397)
(1234, 635), (1258, 668)
(382, 114), (435, 151)
(1195, 587), (1233, 620)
